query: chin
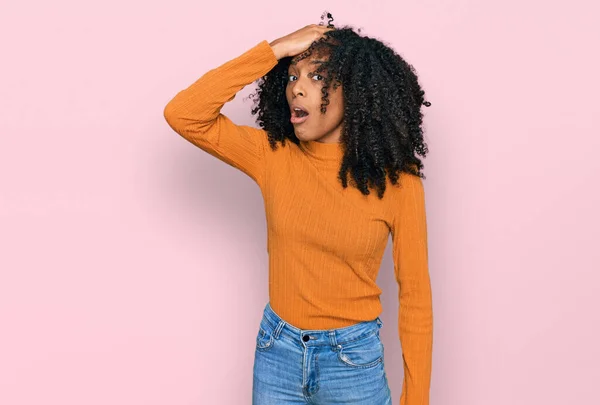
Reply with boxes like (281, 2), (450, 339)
(294, 131), (311, 141)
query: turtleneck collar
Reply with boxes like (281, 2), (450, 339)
(299, 139), (344, 163)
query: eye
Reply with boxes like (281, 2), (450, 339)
(287, 73), (325, 83)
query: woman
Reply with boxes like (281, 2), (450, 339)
(164, 12), (433, 405)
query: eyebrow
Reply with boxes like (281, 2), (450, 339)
(289, 60), (326, 72)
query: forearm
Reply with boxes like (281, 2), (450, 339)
(163, 40), (278, 134)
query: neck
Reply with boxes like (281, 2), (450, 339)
(299, 139), (344, 163)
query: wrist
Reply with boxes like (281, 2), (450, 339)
(269, 40), (287, 60)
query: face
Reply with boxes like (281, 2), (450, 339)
(286, 55), (344, 143)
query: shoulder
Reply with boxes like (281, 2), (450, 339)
(382, 170), (426, 224)
(387, 170), (424, 199)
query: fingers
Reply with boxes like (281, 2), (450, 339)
(315, 23), (334, 30)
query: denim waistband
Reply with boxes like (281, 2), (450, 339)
(261, 302), (383, 347)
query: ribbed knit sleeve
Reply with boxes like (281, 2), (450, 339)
(163, 40), (279, 188)
(390, 173), (434, 405)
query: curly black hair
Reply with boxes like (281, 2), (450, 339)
(249, 11), (431, 199)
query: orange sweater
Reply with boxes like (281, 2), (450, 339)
(163, 40), (433, 405)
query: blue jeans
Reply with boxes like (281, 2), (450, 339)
(252, 302), (392, 404)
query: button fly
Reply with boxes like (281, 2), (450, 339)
(302, 334), (310, 342)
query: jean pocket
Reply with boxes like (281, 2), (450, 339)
(255, 318), (275, 351)
(336, 330), (383, 369)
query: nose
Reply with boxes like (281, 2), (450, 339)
(291, 80), (305, 98)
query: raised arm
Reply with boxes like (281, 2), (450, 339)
(163, 40), (279, 188)
(390, 173), (434, 405)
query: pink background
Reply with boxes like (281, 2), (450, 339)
(1, 1), (599, 404)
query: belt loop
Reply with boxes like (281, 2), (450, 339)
(376, 317), (383, 328)
(273, 320), (285, 339)
(328, 330), (340, 351)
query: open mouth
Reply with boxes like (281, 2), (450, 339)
(293, 108), (309, 117)
(291, 107), (310, 124)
